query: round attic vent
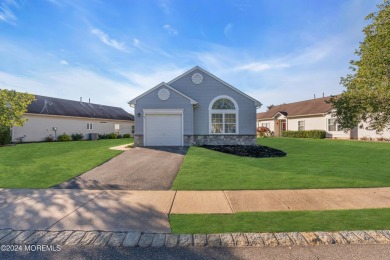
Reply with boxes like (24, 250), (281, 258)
(191, 73), (203, 85)
(158, 88), (170, 101)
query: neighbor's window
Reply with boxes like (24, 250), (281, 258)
(298, 120), (305, 131)
(87, 123), (93, 130)
(210, 97), (238, 134)
(262, 123), (270, 129)
(328, 118), (342, 131)
(131, 125), (135, 134)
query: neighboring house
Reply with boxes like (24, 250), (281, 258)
(128, 66), (262, 146)
(257, 96), (390, 140)
(12, 95), (134, 142)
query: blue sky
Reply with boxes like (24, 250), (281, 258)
(0, 0), (383, 113)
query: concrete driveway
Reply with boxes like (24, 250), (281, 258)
(54, 146), (188, 190)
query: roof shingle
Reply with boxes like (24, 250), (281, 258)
(257, 96), (333, 120)
(27, 95), (134, 121)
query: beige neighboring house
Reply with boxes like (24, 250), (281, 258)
(12, 95), (134, 142)
(257, 96), (390, 140)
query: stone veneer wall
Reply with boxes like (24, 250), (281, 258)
(134, 135), (144, 146)
(184, 135), (257, 146)
(134, 134), (256, 146)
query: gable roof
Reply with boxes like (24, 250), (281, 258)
(257, 96), (333, 120)
(128, 82), (199, 106)
(27, 95), (134, 121)
(168, 66), (262, 107)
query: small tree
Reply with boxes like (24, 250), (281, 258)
(329, 1), (390, 132)
(0, 89), (35, 144)
(0, 89), (35, 127)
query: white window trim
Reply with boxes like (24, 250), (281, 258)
(87, 122), (93, 130)
(208, 95), (239, 135)
(142, 109), (184, 146)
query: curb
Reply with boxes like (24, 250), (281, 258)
(0, 229), (390, 247)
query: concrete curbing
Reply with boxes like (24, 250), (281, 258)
(0, 229), (390, 247)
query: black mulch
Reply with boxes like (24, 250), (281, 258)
(200, 145), (287, 158)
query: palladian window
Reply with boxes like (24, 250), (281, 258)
(209, 97), (238, 134)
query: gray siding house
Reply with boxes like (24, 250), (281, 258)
(129, 66), (262, 146)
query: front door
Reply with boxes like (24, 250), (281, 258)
(280, 120), (287, 135)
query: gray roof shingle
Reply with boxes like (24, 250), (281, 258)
(27, 95), (134, 121)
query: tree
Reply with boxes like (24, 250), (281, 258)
(0, 89), (35, 127)
(329, 1), (390, 132)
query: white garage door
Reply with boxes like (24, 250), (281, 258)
(144, 114), (182, 146)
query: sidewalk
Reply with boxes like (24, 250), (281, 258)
(1, 187), (390, 233)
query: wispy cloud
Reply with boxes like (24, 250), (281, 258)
(59, 59), (68, 65)
(163, 24), (178, 35)
(0, 0), (18, 25)
(91, 28), (128, 52)
(158, 0), (171, 16)
(235, 62), (290, 72)
(224, 23), (233, 40)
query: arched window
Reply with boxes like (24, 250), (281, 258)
(209, 96), (238, 134)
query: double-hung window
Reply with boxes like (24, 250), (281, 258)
(298, 120), (305, 131)
(328, 118), (342, 131)
(210, 97), (238, 134)
(87, 123), (93, 130)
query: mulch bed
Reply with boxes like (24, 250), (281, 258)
(200, 145), (287, 158)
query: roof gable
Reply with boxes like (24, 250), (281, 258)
(168, 66), (262, 107)
(128, 82), (198, 105)
(257, 96), (333, 120)
(28, 95), (134, 121)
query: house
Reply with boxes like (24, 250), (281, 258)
(128, 66), (262, 146)
(257, 96), (390, 140)
(12, 95), (134, 142)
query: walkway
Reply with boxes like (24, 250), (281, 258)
(1, 187), (390, 233)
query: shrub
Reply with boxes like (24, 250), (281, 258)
(0, 125), (11, 145)
(45, 135), (54, 142)
(123, 134), (131, 138)
(257, 126), (271, 137)
(117, 134), (122, 138)
(107, 133), (117, 139)
(282, 130), (326, 139)
(98, 134), (106, 139)
(57, 133), (72, 141)
(71, 133), (84, 141)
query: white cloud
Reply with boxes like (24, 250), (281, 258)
(235, 62), (290, 72)
(59, 59), (68, 65)
(0, 0), (18, 25)
(163, 24), (178, 35)
(91, 28), (128, 52)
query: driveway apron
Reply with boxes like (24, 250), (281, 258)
(54, 146), (188, 190)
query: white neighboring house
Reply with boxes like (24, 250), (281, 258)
(257, 96), (390, 140)
(12, 95), (134, 142)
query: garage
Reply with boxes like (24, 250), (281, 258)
(144, 113), (183, 146)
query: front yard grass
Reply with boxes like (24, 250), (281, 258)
(170, 208), (390, 234)
(172, 138), (390, 190)
(0, 139), (132, 188)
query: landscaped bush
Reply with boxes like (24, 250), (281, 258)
(123, 134), (131, 138)
(71, 133), (84, 141)
(282, 130), (326, 139)
(57, 133), (72, 141)
(257, 126), (271, 137)
(107, 133), (117, 139)
(98, 134), (107, 139)
(117, 134), (122, 138)
(0, 125), (11, 145)
(45, 135), (54, 142)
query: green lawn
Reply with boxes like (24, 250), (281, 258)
(170, 208), (390, 234)
(172, 138), (390, 190)
(0, 139), (132, 188)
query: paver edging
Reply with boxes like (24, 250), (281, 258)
(0, 229), (389, 247)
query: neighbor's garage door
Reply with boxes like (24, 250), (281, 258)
(144, 114), (182, 146)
